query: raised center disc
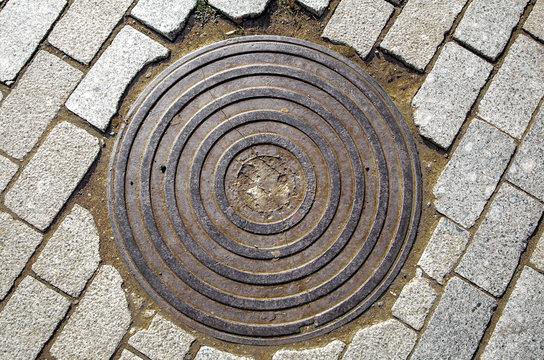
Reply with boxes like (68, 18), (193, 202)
(108, 36), (422, 345)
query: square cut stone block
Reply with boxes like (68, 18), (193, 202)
(524, 0), (544, 42)
(131, 0), (197, 41)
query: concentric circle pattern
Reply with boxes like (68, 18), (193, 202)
(109, 36), (422, 345)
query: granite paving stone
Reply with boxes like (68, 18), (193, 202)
(272, 340), (345, 360)
(411, 277), (496, 360)
(32, 205), (101, 297)
(0, 155), (17, 193)
(207, 0), (270, 21)
(507, 107), (544, 201)
(454, 0), (529, 60)
(412, 42), (492, 149)
(322, 0), (393, 59)
(195, 347), (255, 360)
(478, 35), (544, 139)
(342, 319), (417, 360)
(392, 269), (438, 330)
(48, 0), (134, 65)
(524, 0), (544, 42)
(0, 0), (66, 83)
(0, 276), (70, 360)
(417, 217), (471, 284)
(456, 183), (543, 297)
(50, 265), (131, 360)
(530, 233), (544, 271)
(5, 122), (100, 231)
(0, 51), (82, 160)
(131, 0), (197, 41)
(66, 26), (169, 131)
(380, 0), (467, 71)
(119, 350), (144, 360)
(433, 119), (516, 228)
(296, 0), (331, 16)
(0, 213), (43, 300)
(128, 314), (196, 359)
(482, 267), (544, 360)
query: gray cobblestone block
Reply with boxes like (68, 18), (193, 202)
(297, 0), (331, 16)
(482, 267), (544, 360)
(454, 0), (529, 61)
(0, 0), (66, 83)
(342, 319), (417, 360)
(418, 217), (471, 284)
(0, 51), (82, 160)
(478, 35), (544, 139)
(392, 270), (438, 330)
(66, 26), (169, 131)
(272, 340), (345, 360)
(48, 0), (134, 65)
(380, 0), (467, 71)
(51, 265), (131, 360)
(411, 277), (496, 360)
(524, 0), (544, 42)
(456, 183), (543, 297)
(131, 0), (196, 41)
(196, 347), (255, 360)
(433, 119), (516, 228)
(129, 314), (196, 359)
(531, 233), (544, 271)
(5, 122), (100, 231)
(0, 155), (17, 192)
(32, 205), (101, 297)
(412, 42), (492, 149)
(507, 107), (544, 201)
(0, 212), (43, 300)
(120, 350), (144, 360)
(0, 276), (70, 360)
(322, 0), (393, 59)
(207, 0), (270, 20)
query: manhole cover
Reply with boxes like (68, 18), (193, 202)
(109, 36), (422, 345)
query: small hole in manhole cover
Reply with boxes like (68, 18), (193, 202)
(109, 35), (422, 345)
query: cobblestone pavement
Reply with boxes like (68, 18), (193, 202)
(0, 0), (543, 359)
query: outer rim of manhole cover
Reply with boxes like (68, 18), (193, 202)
(108, 35), (422, 345)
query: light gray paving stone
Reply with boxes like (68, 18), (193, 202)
(296, 0), (330, 16)
(0, 51), (83, 160)
(119, 350), (144, 360)
(50, 265), (131, 360)
(48, 0), (134, 65)
(342, 319), (417, 360)
(454, 0), (529, 61)
(195, 347), (255, 360)
(129, 314), (196, 359)
(412, 42), (492, 149)
(391, 269), (438, 330)
(524, 0), (544, 42)
(478, 35), (544, 139)
(272, 340), (345, 360)
(531, 233), (544, 271)
(207, 0), (270, 20)
(417, 217), (471, 284)
(411, 277), (496, 360)
(456, 183), (543, 297)
(482, 267), (544, 360)
(322, 0), (393, 59)
(4, 122), (100, 231)
(507, 107), (544, 201)
(32, 205), (101, 297)
(380, 0), (467, 71)
(0, 155), (17, 192)
(0, 0), (66, 83)
(0, 213), (43, 300)
(66, 26), (169, 131)
(0, 276), (70, 360)
(132, 0), (196, 40)
(433, 119), (516, 228)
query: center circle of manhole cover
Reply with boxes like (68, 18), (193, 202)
(109, 36), (422, 345)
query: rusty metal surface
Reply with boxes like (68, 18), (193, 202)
(108, 36), (422, 345)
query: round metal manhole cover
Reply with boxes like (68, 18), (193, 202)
(109, 36), (422, 345)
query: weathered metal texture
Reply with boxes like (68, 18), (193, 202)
(108, 36), (422, 345)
